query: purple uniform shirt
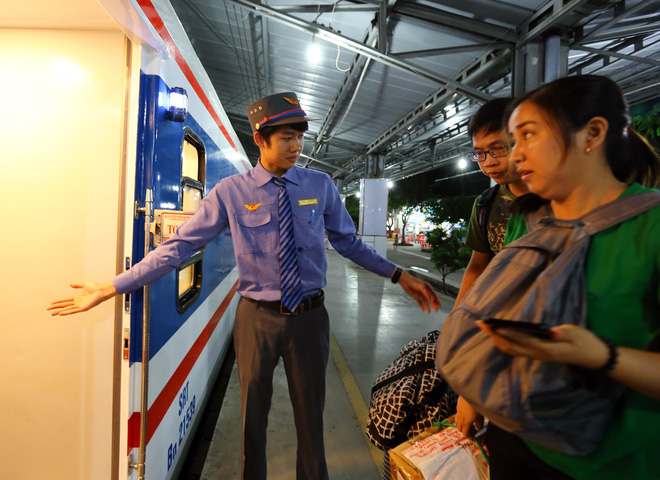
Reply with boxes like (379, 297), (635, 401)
(113, 161), (396, 300)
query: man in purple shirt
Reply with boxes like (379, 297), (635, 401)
(49, 92), (440, 480)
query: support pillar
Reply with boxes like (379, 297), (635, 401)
(364, 154), (385, 179)
(358, 178), (388, 258)
(513, 41), (544, 96)
(513, 35), (569, 96)
(544, 34), (568, 83)
(359, 155), (388, 257)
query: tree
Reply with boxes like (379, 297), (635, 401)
(399, 206), (416, 244)
(426, 226), (471, 294)
(388, 190), (418, 245)
(386, 216), (394, 237)
(632, 105), (660, 155)
(344, 194), (360, 231)
(422, 194), (474, 226)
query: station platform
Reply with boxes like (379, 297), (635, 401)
(186, 242), (464, 479)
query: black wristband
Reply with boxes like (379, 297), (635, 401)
(391, 267), (403, 284)
(596, 336), (618, 374)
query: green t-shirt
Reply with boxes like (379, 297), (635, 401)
(504, 183), (660, 480)
(466, 184), (517, 255)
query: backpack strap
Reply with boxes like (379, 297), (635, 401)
(476, 185), (500, 241)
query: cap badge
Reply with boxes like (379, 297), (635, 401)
(283, 96), (300, 105)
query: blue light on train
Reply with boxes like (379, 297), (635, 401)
(167, 87), (188, 122)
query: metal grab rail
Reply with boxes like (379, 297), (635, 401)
(131, 189), (153, 479)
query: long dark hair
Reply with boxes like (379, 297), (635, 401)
(508, 75), (660, 213)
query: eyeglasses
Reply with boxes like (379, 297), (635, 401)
(468, 145), (509, 162)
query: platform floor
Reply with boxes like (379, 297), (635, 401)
(197, 242), (463, 479)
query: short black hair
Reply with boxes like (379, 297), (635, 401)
(257, 121), (308, 145)
(468, 98), (512, 140)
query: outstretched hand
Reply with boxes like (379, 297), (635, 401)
(397, 270), (441, 312)
(47, 282), (118, 316)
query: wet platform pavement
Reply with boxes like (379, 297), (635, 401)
(190, 242), (463, 479)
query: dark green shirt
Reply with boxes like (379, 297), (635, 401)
(505, 183), (660, 480)
(465, 184), (517, 255)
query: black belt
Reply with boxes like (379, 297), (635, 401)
(244, 290), (324, 316)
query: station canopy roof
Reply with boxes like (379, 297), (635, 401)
(170, 0), (660, 194)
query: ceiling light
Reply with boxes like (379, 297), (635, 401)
(458, 158), (467, 169)
(308, 36), (321, 64)
(387, 180), (393, 188)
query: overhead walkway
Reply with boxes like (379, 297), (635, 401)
(185, 241), (463, 479)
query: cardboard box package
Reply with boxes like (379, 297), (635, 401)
(389, 424), (489, 480)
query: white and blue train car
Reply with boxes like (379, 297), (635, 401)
(1, 0), (250, 478)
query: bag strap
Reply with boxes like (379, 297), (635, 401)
(579, 191), (660, 235)
(525, 191), (660, 236)
(370, 360), (436, 397)
(525, 203), (553, 232)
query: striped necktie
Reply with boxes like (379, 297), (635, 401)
(272, 177), (303, 312)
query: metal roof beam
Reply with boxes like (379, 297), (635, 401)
(574, 0), (655, 45)
(365, 48), (510, 155)
(300, 154), (361, 178)
(225, 0), (493, 103)
(623, 74), (660, 97)
(271, 4), (378, 14)
(378, 1), (387, 54)
(569, 36), (649, 73)
(181, 0), (264, 78)
(311, 27), (378, 156)
(573, 45), (660, 68)
(393, 43), (512, 59)
(579, 23), (660, 43)
(392, 3), (517, 43)
(516, 0), (592, 46)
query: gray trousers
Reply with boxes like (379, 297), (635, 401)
(234, 297), (330, 480)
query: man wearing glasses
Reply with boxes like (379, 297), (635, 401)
(454, 98), (528, 307)
(452, 98), (529, 439)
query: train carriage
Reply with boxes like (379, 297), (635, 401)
(2, 0), (250, 478)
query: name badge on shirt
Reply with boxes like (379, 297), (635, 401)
(298, 198), (318, 206)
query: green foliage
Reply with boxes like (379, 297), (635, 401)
(632, 106), (660, 155)
(387, 190), (409, 216)
(388, 189), (421, 245)
(344, 194), (360, 230)
(399, 206), (416, 242)
(427, 226), (471, 294)
(422, 195), (474, 226)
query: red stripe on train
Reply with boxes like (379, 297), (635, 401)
(127, 281), (238, 453)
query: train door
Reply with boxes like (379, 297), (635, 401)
(125, 67), (239, 480)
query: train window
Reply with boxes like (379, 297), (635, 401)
(177, 129), (206, 313)
(182, 183), (201, 213)
(182, 140), (199, 179)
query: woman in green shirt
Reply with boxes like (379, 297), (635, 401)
(476, 75), (660, 479)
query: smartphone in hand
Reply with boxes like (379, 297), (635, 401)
(483, 318), (554, 339)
